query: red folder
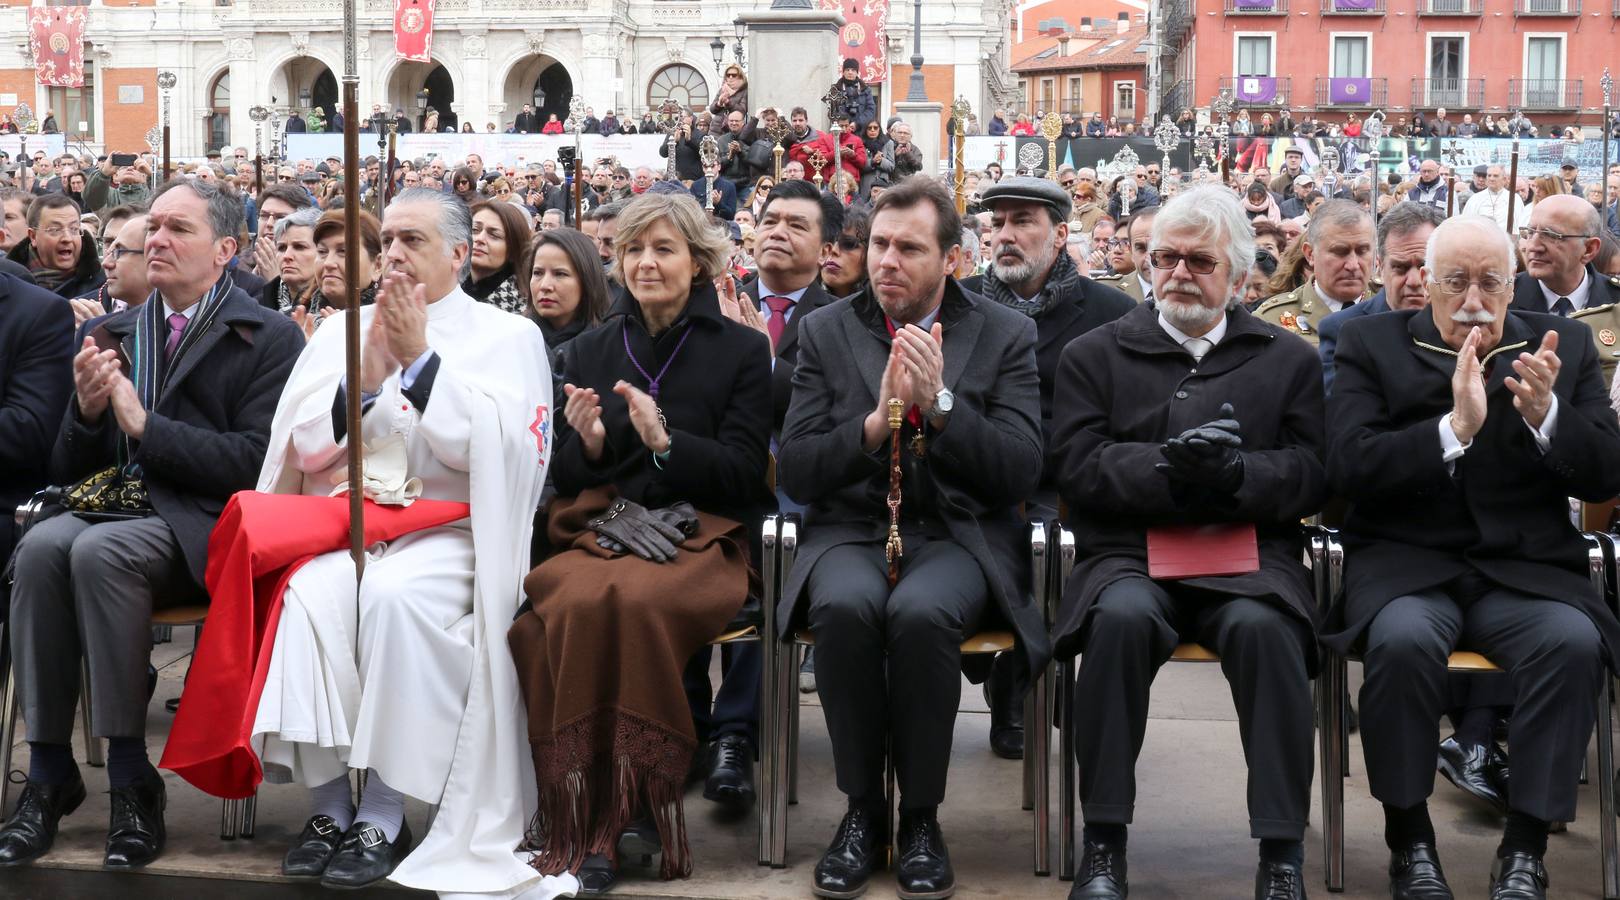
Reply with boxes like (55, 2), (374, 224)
(1146, 523), (1260, 579)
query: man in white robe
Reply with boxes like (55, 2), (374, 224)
(249, 189), (568, 898)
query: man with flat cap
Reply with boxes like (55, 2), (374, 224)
(961, 176), (1134, 759)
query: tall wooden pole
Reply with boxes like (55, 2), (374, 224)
(254, 155), (263, 195)
(342, 0), (365, 580)
(1506, 139), (1521, 236)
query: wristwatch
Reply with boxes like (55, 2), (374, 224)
(929, 387), (954, 420)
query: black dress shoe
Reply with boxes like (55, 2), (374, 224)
(1070, 841), (1128, 899)
(320, 819), (412, 889)
(1484, 743), (1510, 803)
(0, 774), (87, 867)
(616, 816), (660, 866)
(104, 769), (166, 869)
(1256, 860), (1306, 900)
(984, 651), (1024, 760)
(895, 812), (954, 900)
(1437, 736), (1507, 814)
(702, 732), (755, 812)
(282, 814), (345, 877)
(813, 807), (882, 899)
(1389, 842), (1453, 899)
(1489, 852), (1547, 900)
(578, 852), (618, 895)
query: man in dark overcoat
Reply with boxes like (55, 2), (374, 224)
(960, 175), (1133, 760)
(777, 177), (1045, 900)
(1048, 184), (1327, 900)
(0, 179), (303, 870)
(0, 269), (74, 563)
(1327, 213), (1620, 900)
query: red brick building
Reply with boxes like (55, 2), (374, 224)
(1156, 0), (1611, 128)
(1011, 16), (1152, 123)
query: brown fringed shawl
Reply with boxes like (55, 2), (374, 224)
(509, 487), (752, 879)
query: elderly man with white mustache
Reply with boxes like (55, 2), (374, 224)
(1047, 185), (1327, 900)
(1326, 214), (1620, 900)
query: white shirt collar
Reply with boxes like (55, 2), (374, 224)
(757, 277), (811, 305)
(1311, 280), (1351, 314)
(1539, 268), (1591, 313)
(1156, 308), (1228, 348)
(162, 300), (199, 321)
(1137, 273), (1153, 299)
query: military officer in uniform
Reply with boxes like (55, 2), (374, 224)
(1508, 194), (1620, 388)
(1253, 200), (1375, 345)
(1096, 206), (1158, 305)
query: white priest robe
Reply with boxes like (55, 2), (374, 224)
(250, 287), (573, 900)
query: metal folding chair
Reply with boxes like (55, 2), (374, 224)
(1315, 527), (1619, 897)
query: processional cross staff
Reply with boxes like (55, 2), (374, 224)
(1039, 112), (1064, 182)
(821, 85), (845, 190)
(656, 99), (682, 182)
(566, 95), (587, 225)
(1440, 139), (1465, 217)
(951, 98), (972, 214)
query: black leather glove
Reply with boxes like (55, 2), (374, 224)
(649, 501), (699, 540)
(587, 498), (686, 563)
(1155, 403), (1246, 495)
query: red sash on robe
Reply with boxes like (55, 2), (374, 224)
(159, 491), (471, 799)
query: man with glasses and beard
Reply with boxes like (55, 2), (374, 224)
(1047, 185), (1326, 900)
(961, 176), (1133, 760)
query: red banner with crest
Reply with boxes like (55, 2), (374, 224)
(29, 8), (87, 89)
(394, 0), (435, 63)
(821, 0), (889, 85)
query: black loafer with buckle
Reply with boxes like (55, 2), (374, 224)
(282, 814), (345, 877)
(320, 819), (413, 889)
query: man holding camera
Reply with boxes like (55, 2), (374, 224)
(85, 155), (152, 214)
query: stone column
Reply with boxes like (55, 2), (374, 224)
(227, 40), (258, 156)
(461, 30), (490, 131)
(894, 100), (944, 176)
(736, 6), (844, 123)
(580, 30), (622, 117)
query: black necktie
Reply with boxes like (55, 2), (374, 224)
(1552, 296), (1574, 317)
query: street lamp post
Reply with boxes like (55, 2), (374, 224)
(732, 18), (747, 70)
(904, 0), (927, 102)
(158, 71), (176, 179)
(710, 37), (726, 73)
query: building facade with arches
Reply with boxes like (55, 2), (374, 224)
(0, 0), (1016, 159)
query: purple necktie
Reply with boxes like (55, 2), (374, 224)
(164, 312), (188, 361)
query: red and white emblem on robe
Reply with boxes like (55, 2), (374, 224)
(529, 404), (550, 463)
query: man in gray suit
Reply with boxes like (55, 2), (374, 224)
(777, 177), (1046, 900)
(0, 180), (302, 870)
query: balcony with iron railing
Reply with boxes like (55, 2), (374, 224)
(1218, 76), (1293, 108)
(1319, 0), (1385, 13)
(1162, 0), (1194, 37)
(1419, 0), (1484, 13)
(1507, 78), (1583, 109)
(1223, 0), (1289, 14)
(1514, 0), (1580, 14)
(1409, 78), (1487, 109)
(1162, 79), (1193, 118)
(1314, 77), (1388, 108)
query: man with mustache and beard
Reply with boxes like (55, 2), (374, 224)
(1326, 214), (1620, 900)
(1047, 185), (1327, 900)
(960, 176), (1132, 760)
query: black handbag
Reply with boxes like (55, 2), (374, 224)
(745, 139), (774, 172)
(58, 465), (153, 520)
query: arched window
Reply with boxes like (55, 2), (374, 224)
(208, 72), (230, 151)
(646, 64), (709, 112)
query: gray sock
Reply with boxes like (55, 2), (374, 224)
(354, 769), (405, 842)
(310, 773), (355, 831)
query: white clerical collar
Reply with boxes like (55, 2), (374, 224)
(427, 285), (473, 320)
(1539, 268), (1591, 313)
(1157, 308), (1227, 347)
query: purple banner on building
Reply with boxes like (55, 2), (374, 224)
(1235, 76), (1278, 104)
(1332, 0), (1376, 8)
(1235, 0), (1276, 9)
(1328, 77), (1373, 104)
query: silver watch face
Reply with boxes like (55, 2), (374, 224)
(935, 388), (954, 414)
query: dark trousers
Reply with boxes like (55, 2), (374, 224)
(806, 537), (989, 809)
(1073, 576), (1314, 840)
(1360, 579), (1603, 822)
(684, 641), (759, 747)
(9, 513), (201, 742)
